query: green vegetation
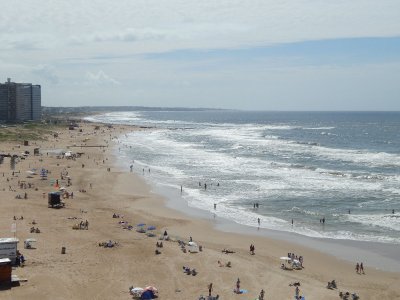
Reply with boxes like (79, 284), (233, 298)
(0, 122), (62, 142)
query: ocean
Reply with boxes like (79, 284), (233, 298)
(87, 111), (400, 244)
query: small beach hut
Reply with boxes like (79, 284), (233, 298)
(0, 258), (12, 285)
(0, 238), (19, 264)
(48, 192), (63, 208)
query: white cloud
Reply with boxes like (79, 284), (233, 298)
(1, 0), (399, 54)
(84, 70), (120, 86)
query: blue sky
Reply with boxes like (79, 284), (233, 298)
(1, 0), (400, 110)
(145, 37), (400, 66)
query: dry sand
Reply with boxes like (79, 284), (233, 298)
(0, 122), (399, 300)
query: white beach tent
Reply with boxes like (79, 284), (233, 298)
(24, 238), (37, 249)
(188, 241), (199, 253)
(292, 259), (302, 269)
(280, 256), (293, 269)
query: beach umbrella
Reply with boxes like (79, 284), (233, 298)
(147, 226), (156, 230)
(280, 256), (293, 269)
(280, 256), (291, 261)
(137, 223), (146, 227)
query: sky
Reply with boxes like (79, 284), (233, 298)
(1, 0), (400, 110)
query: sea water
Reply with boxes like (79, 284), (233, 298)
(87, 111), (400, 244)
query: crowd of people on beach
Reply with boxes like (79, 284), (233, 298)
(1, 123), (389, 300)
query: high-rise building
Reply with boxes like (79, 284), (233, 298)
(0, 78), (41, 122)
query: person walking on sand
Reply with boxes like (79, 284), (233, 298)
(259, 289), (265, 300)
(235, 278), (241, 293)
(360, 262), (365, 274)
(250, 244), (255, 255)
(295, 286), (300, 299)
(208, 283), (213, 296)
(355, 262), (360, 274)
(258, 218), (260, 226)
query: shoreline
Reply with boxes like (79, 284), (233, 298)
(1, 121), (399, 299)
(111, 127), (400, 273)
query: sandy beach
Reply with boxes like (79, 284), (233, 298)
(1, 121), (399, 300)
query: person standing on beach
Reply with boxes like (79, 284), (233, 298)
(295, 286), (300, 299)
(360, 262), (365, 274)
(355, 262), (360, 274)
(250, 244), (255, 255)
(208, 283), (213, 296)
(257, 218), (260, 226)
(235, 278), (241, 293)
(259, 289), (265, 300)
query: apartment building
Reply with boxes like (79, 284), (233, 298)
(0, 78), (41, 121)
